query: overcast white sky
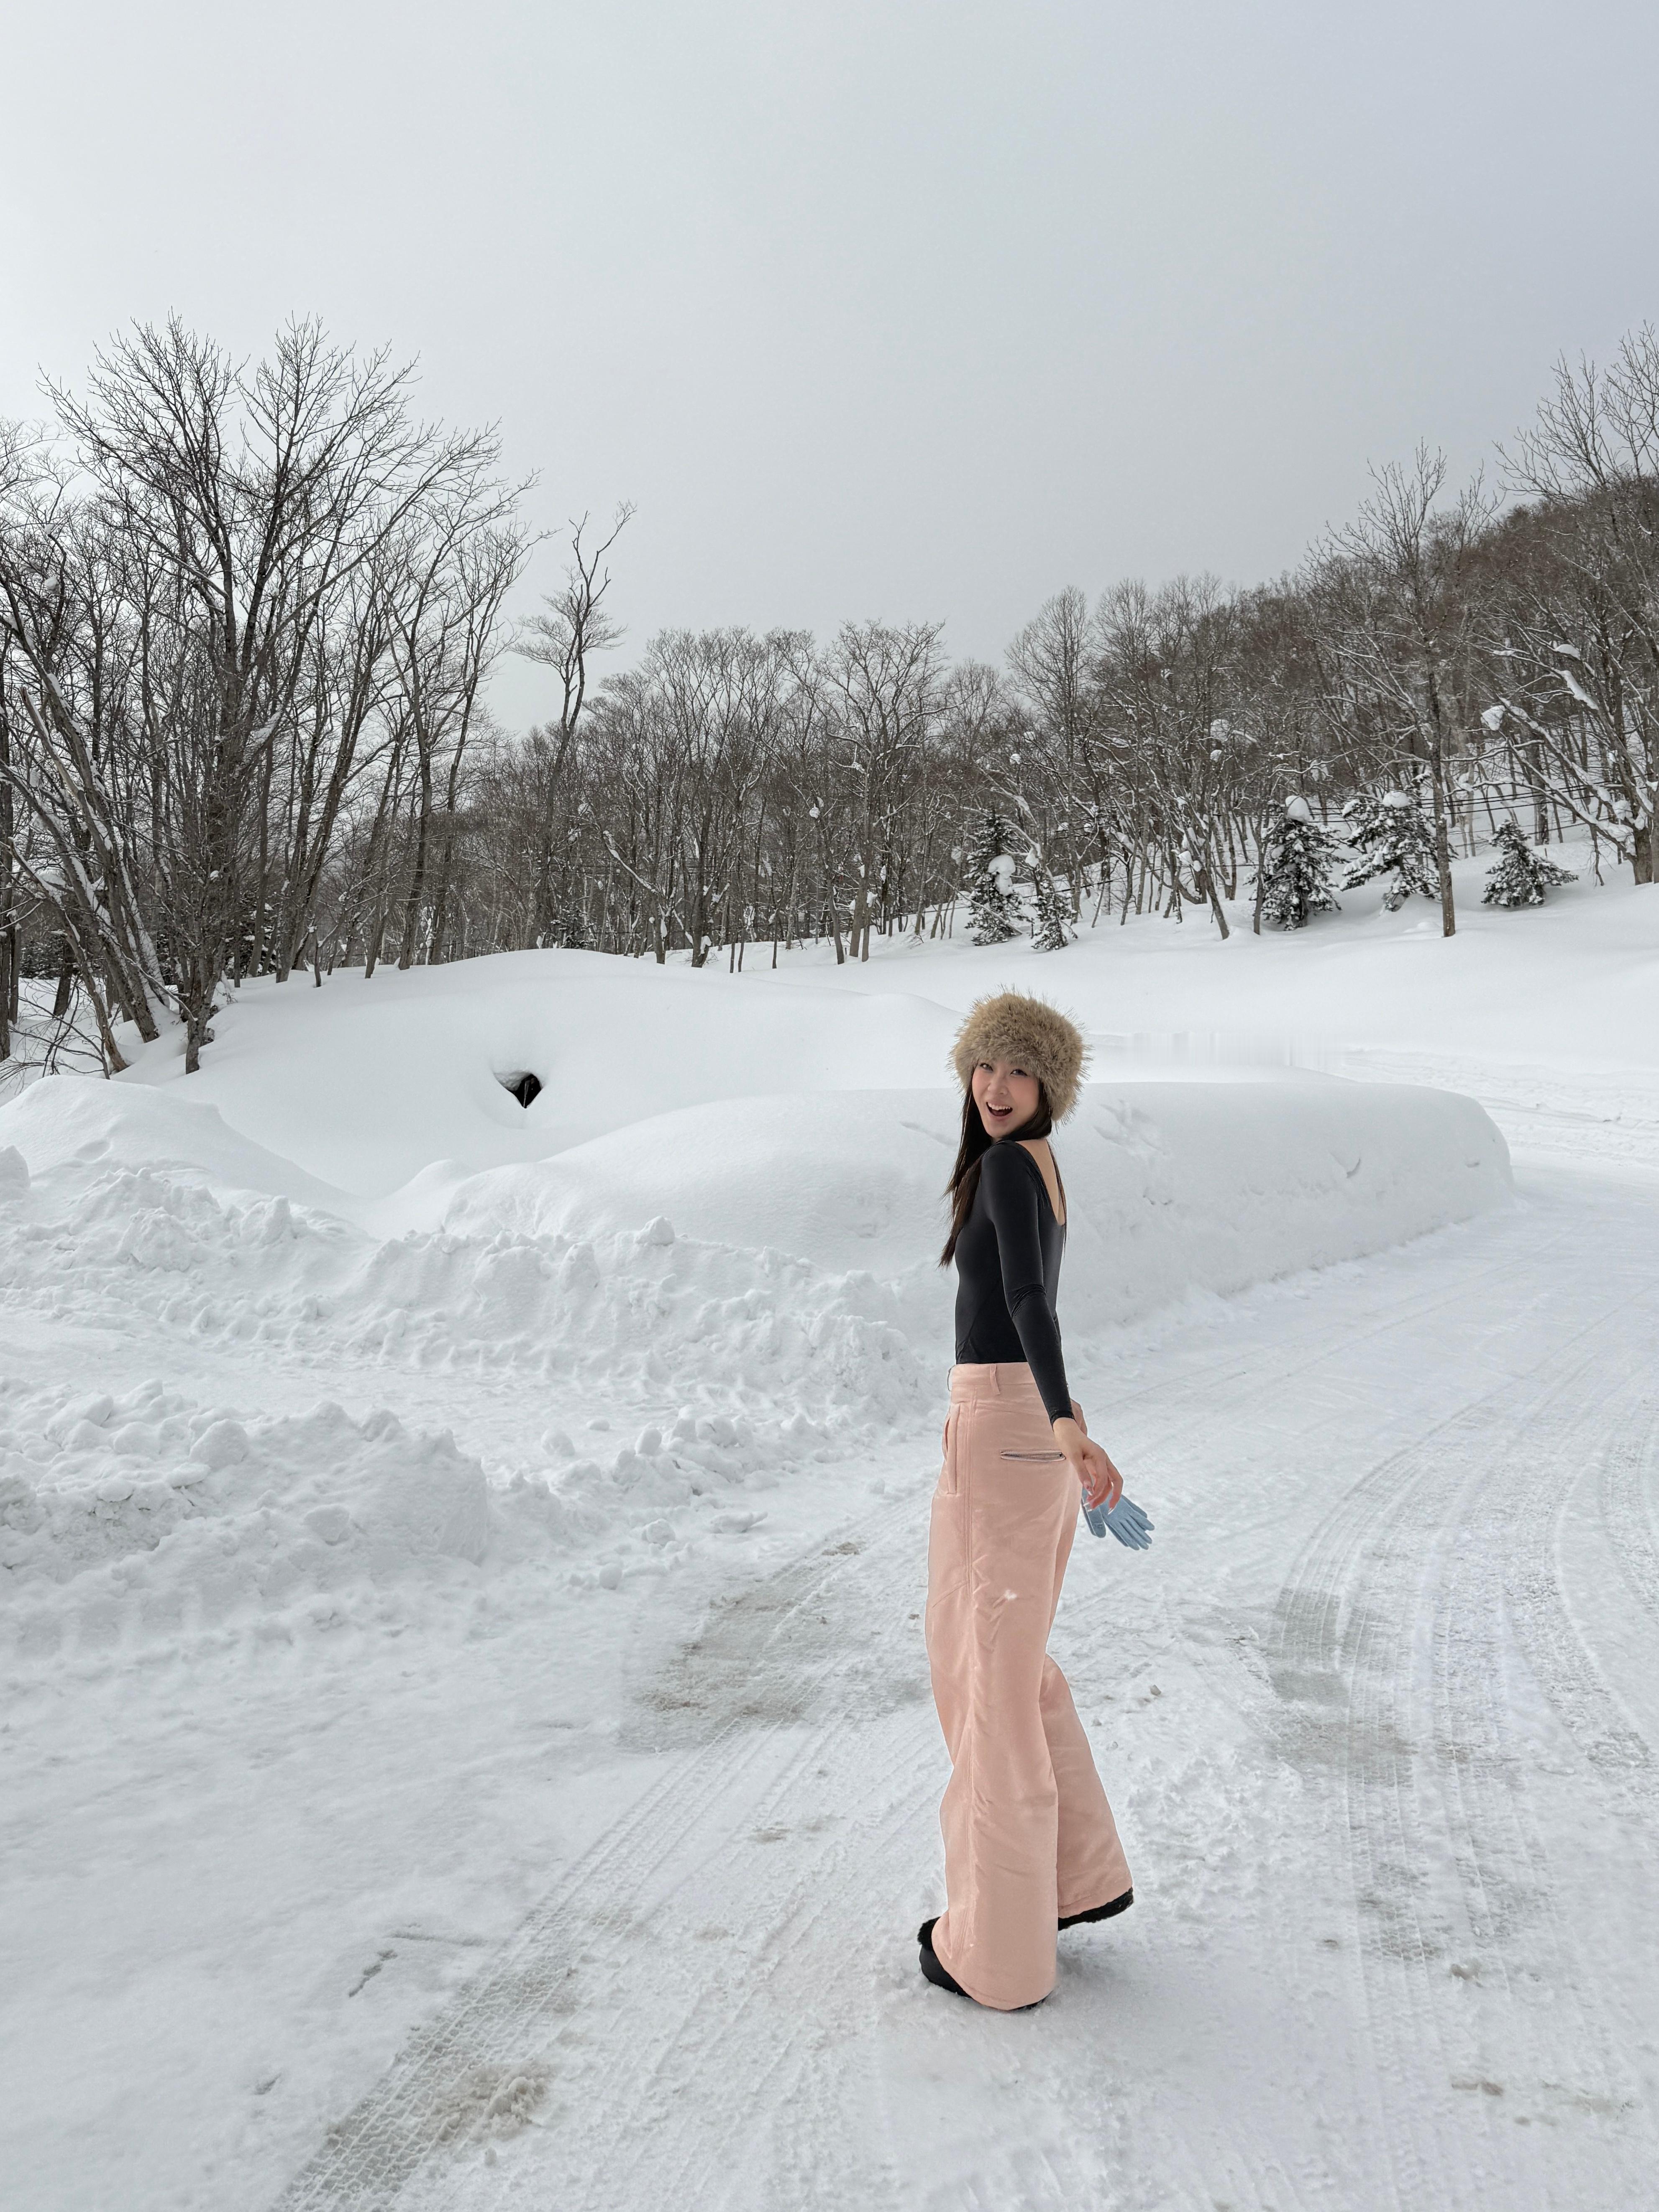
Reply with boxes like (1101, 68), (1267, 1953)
(5, 1), (1656, 728)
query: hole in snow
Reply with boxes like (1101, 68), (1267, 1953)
(499, 1070), (543, 1110)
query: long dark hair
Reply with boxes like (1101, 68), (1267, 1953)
(940, 1081), (1055, 1265)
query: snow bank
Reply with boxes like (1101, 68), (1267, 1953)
(0, 1376), (492, 1665)
(0, 1114), (933, 1434)
(1053, 1079), (1510, 1332)
(0, 1073), (353, 1208)
(0, 947), (1512, 1666)
(113, 951), (963, 1198)
(446, 1078), (1511, 1316)
(0, 1368), (789, 1667)
(0, 1071), (1509, 1491)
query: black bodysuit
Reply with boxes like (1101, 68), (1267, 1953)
(952, 1139), (1072, 1424)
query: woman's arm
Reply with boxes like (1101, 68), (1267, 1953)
(979, 1143), (1073, 1424)
(981, 1147), (1123, 1509)
(1050, 1416), (1124, 1510)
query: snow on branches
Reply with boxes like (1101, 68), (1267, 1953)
(1029, 859), (1074, 952)
(964, 813), (1023, 945)
(1342, 788), (1440, 912)
(1254, 796), (1341, 931)
(1482, 821), (1577, 908)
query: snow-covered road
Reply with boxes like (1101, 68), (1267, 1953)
(6, 878), (1658, 2212)
(242, 1158), (1659, 2212)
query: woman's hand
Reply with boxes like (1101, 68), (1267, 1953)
(1051, 1415), (1123, 1512)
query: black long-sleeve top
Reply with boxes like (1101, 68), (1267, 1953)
(952, 1139), (1072, 1424)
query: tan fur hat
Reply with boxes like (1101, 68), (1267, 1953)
(950, 992), (1090, 1122)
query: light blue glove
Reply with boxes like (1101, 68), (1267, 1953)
(1083, 1493), (1153, 1549)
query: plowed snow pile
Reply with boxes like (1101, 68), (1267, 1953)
(0, 952), (1508, 1669)
(0, 1379), (492, 1663)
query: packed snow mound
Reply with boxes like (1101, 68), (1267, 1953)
(444, 1090), (959, 1271)
(114, 951), (965, 1197)
(0, 1134), (936, 1435)
(0, 1074), (352, 1209)
(444, 1079), (1512, 1307)
(0, 1371), (789, 1667)
(0, 1376), (492, 1665)
(1056, 1080), (1510, 1331)
(0, 1073), (1510, 1497)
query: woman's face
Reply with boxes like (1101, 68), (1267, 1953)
(972, 1058), (1041, 1139)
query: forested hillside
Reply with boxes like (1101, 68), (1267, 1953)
(3, 321), (1656, 1078)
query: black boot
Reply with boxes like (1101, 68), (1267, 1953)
(1059, 1886), (1133, 1931)
(917, 1917), (969, 1997)
(918, 1919), (1048, 2009)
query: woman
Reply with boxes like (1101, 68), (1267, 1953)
(919, 990), (1133, 2011)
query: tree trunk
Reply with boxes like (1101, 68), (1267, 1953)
(1201, 861), (1231, 940)
(1423, 677), (1459, 937)
(850, 882), (872, 962)
(398, 752), (435, 969)
(1428, 750), (1457, 936)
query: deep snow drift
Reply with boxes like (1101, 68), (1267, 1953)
(0, 951), (1508, 1671)
(2, 840), (1655, 2212)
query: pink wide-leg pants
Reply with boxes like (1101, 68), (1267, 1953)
(925, 1362), (1132, 2010)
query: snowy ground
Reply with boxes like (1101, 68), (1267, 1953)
(2, 847), (1657, 2211)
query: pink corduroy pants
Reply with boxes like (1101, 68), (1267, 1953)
(925, 1362), (1132, 2010)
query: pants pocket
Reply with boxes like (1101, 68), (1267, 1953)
(939, 1409), (962, 1496)
(1000, 1450), (1065, 1462)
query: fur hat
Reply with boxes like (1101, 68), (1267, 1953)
(950, 992), (1090, 1122)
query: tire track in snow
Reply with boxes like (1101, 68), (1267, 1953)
(1600, 1399), (1659, 1625)
(1359, 1351), (1635, 2202)
(410, 1580), (945, 2212)
(1260, 1227), (1601, 2212)
(1273, 1400), (1518, 2212)
(1431, 1374), (1653, 2173)
(1135, 1230), (1578, 2209)
(1494, 1286), (1659, 1819)
(271, 1235), (1521, 2212)
(515, 1710), (911, 2212)
(268, 1488), (927, 2212)
(1267, 1258), (1658, 2212)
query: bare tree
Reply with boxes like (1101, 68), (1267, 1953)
(1492, 332), (1659, 883)
(516, 506), (632, 943)
(0, 320), (523, 1069)
(1310, 447), (1497, 937)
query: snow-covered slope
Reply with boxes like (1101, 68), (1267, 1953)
(742, 840), (1659, 1079)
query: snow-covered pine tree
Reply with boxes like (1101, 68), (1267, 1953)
(1254, 795), (1341, 930)
(1482, 820), (1577, 908)
(965, 813), (1023, 944)
(1029, 856), (1073, 952)
(1342, 787), (1439, 911)
(556, 876), (590, 949)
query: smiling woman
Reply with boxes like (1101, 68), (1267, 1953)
(919, 992), (1134, 2012)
